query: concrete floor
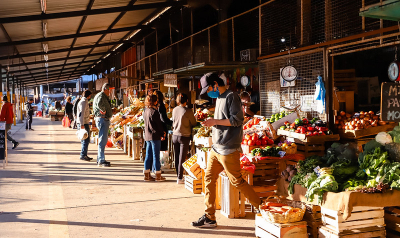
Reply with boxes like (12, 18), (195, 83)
(0, 118), (255, 238)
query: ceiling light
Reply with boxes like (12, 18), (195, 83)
(127, 29), (141, 40)
(40, 0), (46, 13)
(103, 53), (111, 59)
(113, 43), (124, 51)
(42, 43), (48, 53)
(145, 7), (171, 25)
(43, 54), (48, 61)
(44, 63), (48, 67)
(42, 22), (48, 38)
(281, 37), (286, 43)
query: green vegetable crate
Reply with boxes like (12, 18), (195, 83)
(384, 206), (400, 237)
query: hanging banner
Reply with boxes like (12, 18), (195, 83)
(164, 74), (178, 87)
(381, 82), (400, 122)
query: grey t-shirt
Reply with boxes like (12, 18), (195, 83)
(211, 89), (244, 155)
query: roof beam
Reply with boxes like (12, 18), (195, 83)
(14, 65), (89, 77)
(0, 1), (185, 24)
(0, 25), (149, 47)
(0, 39), (132, 60)
(20, 73), (83, 83)
(6, 52), (103, 68)
(7, 59), (98, 74)
(16, 68), (82, 80)
(24, 76), (83, 86)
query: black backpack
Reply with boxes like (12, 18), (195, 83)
(73, 98), (81, 116)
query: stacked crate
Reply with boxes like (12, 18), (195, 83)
(255, 214), (308, 238)
(384, 206), (400, 237)
(319, 206), (386, 238)
(252, 158), (281, 198)
(183, 154), (202, 194)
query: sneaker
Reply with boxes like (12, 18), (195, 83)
(191, 214), (217, 228)
(177, 179), (185, 184)
(80, 156), (91, 162)
(97, 161), (111, 167)
(12, 142), (19, 149)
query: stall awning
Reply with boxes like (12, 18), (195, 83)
(152, 62), (257, 78)
(359, 0), (400, 21)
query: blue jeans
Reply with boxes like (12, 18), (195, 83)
(95, 117), (110, 162)
(145, 140), (161, 172)
(79, 124), (90, 158)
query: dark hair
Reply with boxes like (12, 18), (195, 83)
(29, 98), (33, 101)
(176, 93), (188, 105)
(208, 73), (225, 87)
(145, 95), (158, 107)
(2, 95), (7, 102)
(83, 90), (92, 98)
(153, 90), (164, 103)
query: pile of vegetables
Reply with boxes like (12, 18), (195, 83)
(242, 133), (274, 146)
(335, 110), (385, 130)
(281, 165), (297, 182)
(266, 111), (290, 123)
(243, 117), (262, 130)
(278, 140), (297, 154)
(287, 124), (400, 204)
(251, 146), (282, 157)
(279, 118), (332, 137)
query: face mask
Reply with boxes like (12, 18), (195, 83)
(207, 89), (220, 99)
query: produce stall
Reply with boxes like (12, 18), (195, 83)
(265, 125), (400, 238)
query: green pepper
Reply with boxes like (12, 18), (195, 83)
(280, 126), (286, 130)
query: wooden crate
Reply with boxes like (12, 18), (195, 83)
(219, 173), (246, 218)
(338, 124), (395, 139)
(255, 214), (308, 238)
(319, 226), (386, 238)
(296, 142), (325, 157)
(183, 156), (202, 180)
(321, 206), (385, 233)
(385, 206), (400, 236)
(184, 175), (202, 194)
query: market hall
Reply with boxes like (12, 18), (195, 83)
(1, 0), (400, 237)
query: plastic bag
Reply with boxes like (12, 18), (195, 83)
(76, 129), (88, 140)
(160, 151), (170, 169)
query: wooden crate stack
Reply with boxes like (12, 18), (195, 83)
(252, 159), (281, 198)
(184, 175), (202, 194)
(319, 206), (386, 238)
(255, 214), (308, 238)
(183, 154), (202, 194)
(384, 206), (400, 237)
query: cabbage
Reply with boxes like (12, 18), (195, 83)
(376, 132), (393, 145)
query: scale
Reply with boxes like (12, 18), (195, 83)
(281, 65), (298, 82)
(389, 47), (400, 82)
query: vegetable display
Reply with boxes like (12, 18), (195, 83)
(279, 117), (332, 137)
(335, 110), (385, 130)
(287, 124), (400, 203)
(266, 111), (290, 123)
(251, 146), (282, 157)
(242, 133), (273, 146)
(194, 126), (212, 138)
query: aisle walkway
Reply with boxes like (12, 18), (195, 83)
(0, 118), (255, 238)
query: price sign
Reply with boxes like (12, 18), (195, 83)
(381, 82), (400, 122)
(164, 74), (177, 87)
(0, 122), (6, 161)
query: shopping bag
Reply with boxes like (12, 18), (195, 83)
(76, 129), (88, 140)
(62, 116), (66, 127)
(65, 117), (71, 127)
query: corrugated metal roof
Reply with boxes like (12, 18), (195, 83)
(0, 0), (41, 18)
(99, 32), (129, 44)
(113, 9), (154, 28)
(69, 49), (92, 57)
(74, 35), (102, 47)
(15, 43), (42, 54)
(47, 0), (90, 14)
(80, 13), (121, 33)
(92, 0), (131, 9)
(3, 21), (43, 41)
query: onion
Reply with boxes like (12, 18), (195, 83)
(369, 111), (375, 115)
(337, 116), (342, 120)
(346, 113), (352, 118)
(372, 115), (379, 120)
(379, 121), (387, 126)
(360, 111), (365, 115)
(340, 111), (346, 116)
(359, 115), (365, 119)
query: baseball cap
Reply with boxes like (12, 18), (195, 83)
(199, 73), (227, 95)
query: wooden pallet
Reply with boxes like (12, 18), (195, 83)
(321, 206), (385, 233)
(385, 206), (400, 236)
(319, 226), (386, 238)
(184, 175), (202, 194)
(219, 173), (246, 218)
(255, 214), (308, 238)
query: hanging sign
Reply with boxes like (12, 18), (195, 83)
(120, 78), (128, 89)
(164, 74), (178, 87)
(381, 82), (400, 122)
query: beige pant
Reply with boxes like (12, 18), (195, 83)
(204, 149), (261, 220)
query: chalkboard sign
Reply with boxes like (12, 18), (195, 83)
(164, 74), (177, 87)
(0, 122), (6, 160)
(381, 82), (400, 122)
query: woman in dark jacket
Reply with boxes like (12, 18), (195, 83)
(65, 96), (74, 128)
(153, 91), (172, 151)
(143, 94), (166, 182)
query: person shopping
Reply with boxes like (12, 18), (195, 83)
(65, 96), (74, 128)
(25, 98), (34, 131)
(77, 90), (93, 162)
(172, 93), (196, 184)
(93, 83), (112, 167)
(191, 73), (261, 228)
(143, 94), (166, 182)
(0, 96), (19, 149)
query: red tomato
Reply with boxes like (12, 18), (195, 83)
(262, 135), (268, 140)
(256, 140), (261, 146)
(261, 140), (267, 146)
(243, 139), (248, 145)
(248, 140), (254, 146)
(245, 134), (251, 140)
(243, 125), (247, 130)
(267, 139), (274, 145)
(252, 134), (258, 141)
